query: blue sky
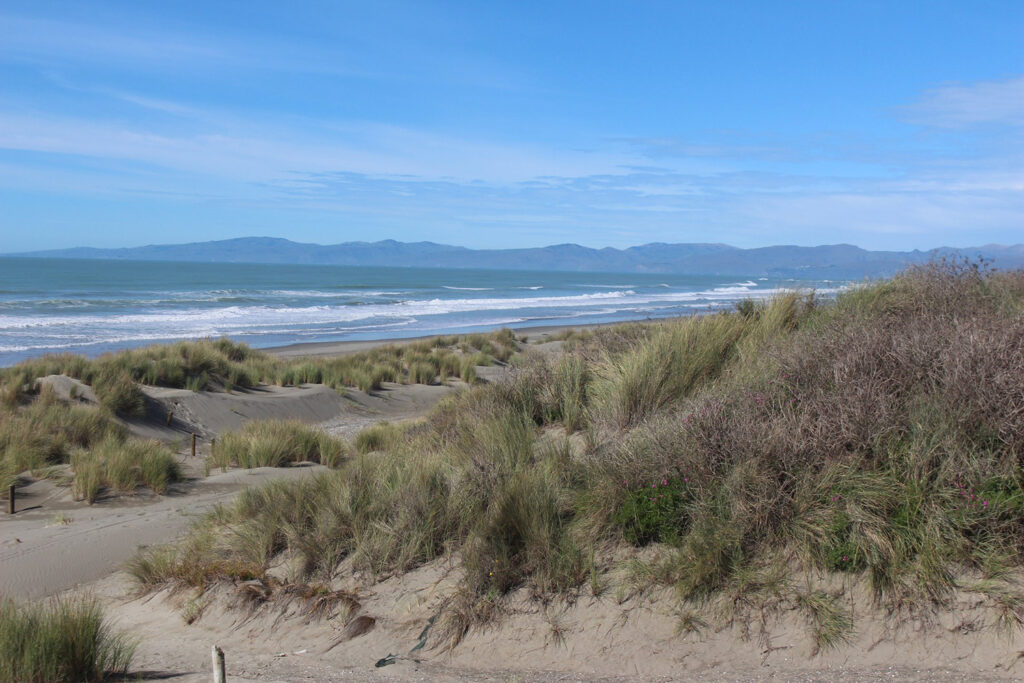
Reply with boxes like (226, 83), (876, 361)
(1, 1), (1021, 252)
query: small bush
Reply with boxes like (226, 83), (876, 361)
(613, 476), (692, 546)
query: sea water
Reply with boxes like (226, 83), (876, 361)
(0, 257), (842, 366)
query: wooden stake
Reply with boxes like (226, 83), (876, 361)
(166, 410), (173, 426)
(7, 484), (14, 515)
(211, 438), (216, 457)
(191, 433), (197, 458)
(212, 644), (226, 683)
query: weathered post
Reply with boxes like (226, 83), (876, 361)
(7, 484), (14, 515)
(210, 438), (216, 457)
(212, 644), (226, 682)
(166, 410), (173, 426)
(191, 433), (197, 458)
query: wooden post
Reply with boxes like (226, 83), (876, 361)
(210, 438), (215, 457)
(166, 410), (173, 426)
(211, 644), (226, 683)
(191, 433), (197, 458)
(7, 485), (14, 515)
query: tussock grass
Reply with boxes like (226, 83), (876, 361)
(210, 419), (347, 469)
(353, 421), (405, 454)
(0, 595), (135, 682)
(70, 438), (181, 503)
(130, 261), (1024, 650)
(0, 390), (126, 489)
(795, 590), (854, 653)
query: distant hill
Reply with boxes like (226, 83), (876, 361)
(9, 237), (1024, 278)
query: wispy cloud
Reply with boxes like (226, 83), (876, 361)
(898, 76), (1024, 129)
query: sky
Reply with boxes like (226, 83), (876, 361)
(0, 1), (1021, 252)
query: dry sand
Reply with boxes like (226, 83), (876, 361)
(93, 556), (1023, 682)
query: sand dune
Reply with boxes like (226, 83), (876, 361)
(2, 377), (465, 600)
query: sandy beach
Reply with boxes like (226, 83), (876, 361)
(264, 321), (615, 359)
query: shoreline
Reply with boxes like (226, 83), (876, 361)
(264, 319), (657, 359)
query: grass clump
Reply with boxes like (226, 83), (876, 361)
(0, 595), (135, 682)
(210, 420), (347, 469)
(70, 438), (181, 503)
(0, 391), (126, 489)
(353, 421), (405, 454)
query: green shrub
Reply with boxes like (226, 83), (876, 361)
(823, 512), (867, 572)
(613, 476), (692, 546)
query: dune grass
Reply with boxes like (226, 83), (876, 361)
(127, 261), (1024, 646)
(0, 328), (518, 400)
(0, 595), (135, 682)
(69, 438), (181, 504)
(0, 328), (519, 496)
(210, 419), (347, 469)
(0, 387), (127, 490)
(0, 380), (180, 499)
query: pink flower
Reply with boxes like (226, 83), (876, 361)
(662, 479), (668, 486)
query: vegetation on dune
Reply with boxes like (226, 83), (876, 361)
(0, 376), (182, 499)
(0, 386), (126, 490)
(210, 419), (347, 469)
(0, 596), (135, 683)
(129, 262), (1024, 647)
(0, 328), (519, 496)
(0, 328), (518, 398)
(7, 264), (1022, 677)
(69, 438), (181, 504)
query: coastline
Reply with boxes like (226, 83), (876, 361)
(264, 319), (655, 359)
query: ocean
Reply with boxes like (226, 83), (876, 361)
(0, 257), (842, 366)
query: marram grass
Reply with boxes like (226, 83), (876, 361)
(0, 595), (135, 683)
(126, 262), (1024, 648)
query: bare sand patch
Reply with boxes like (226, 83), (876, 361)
(95, 557), (1023, 682)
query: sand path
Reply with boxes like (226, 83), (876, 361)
(0, 466), (327, 599)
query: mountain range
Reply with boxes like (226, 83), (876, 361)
(10, 237), (1024, 278)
